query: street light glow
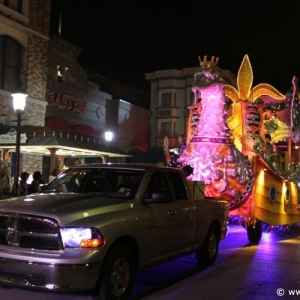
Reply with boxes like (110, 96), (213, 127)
(12, 93), (27, 114)
(105, 131), (113, 142)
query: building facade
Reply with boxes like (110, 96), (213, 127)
(0, 0), (50, 181)
(45, 34), (151, 170)
(145, 66), (236, 151)
(0, 0), (150, 183)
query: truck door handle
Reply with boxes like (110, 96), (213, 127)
(185, 207), (196, 212)
(167, 210), (177, 215)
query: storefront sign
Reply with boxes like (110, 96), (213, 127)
(0, 132), (27, 144)
(46, 90), (87, 113)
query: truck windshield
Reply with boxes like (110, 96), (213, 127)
(41, 168), (144, 198)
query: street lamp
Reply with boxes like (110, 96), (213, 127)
(12, 92), (27, 195)
(105, 131), (113, 142)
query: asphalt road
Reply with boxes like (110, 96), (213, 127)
(1, 224), (300, 300)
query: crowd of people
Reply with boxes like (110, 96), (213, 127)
(0, 155), (87, 199)
(0, 166), (61, 199)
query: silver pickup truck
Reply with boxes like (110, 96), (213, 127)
(0, 164), (228, 300)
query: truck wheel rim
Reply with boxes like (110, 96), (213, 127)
(110, 257), (131, 296)
(208, 233), (217, 256)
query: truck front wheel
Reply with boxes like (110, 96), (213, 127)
(196, 224), (219, 267)
(92, 244), (136, 300)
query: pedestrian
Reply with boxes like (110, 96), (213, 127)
(263, 134), (273, 154)
(0, 166), (12, 199)
(49, 167), (61, 182)
(29, 171), (45, 194)
(17, 172), (30, 196)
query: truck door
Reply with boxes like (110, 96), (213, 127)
(168, 171), (197, 251)
(140, 171), (197, 263)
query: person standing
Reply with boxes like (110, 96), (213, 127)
(0, 166), (11, 199)
(17, 172), (30, 196)
(49, 167), (61, 182)
(29, 171), (45, 194)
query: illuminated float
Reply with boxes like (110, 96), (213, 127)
(176, 54), (300, 243)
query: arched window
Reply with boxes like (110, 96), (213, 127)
(0, 35), (22, 92)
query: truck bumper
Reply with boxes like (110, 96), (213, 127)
(0, 257), (101, 292)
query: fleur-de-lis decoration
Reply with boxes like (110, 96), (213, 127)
(224, 54), (285, 151)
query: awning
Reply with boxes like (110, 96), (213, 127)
(45, 118), (99, 139)
(72, 124), (98, 139)
(0, 131), (131, 158)
(45, 118), (71, 131)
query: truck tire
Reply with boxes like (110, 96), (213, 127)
(196, 224), (219, 267)
(92, 244), (136, 300)
(247, 220), (262, 244)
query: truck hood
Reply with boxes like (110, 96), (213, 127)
(0, 193), (131, 225)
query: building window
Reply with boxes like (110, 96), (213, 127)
(158, 110), (172, 117)
(161, 93), (171, 107)
(0, 36), (22, 92)
(159, 121), (176, 136)
(4, 0), (23, 13)
(160, 122), (171, 136)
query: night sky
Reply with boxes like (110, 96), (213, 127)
(50, 0), (300, 93)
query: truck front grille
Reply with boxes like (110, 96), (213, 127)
(0, 213), (62, 250)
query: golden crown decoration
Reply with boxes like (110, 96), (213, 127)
(198, 55), (219, 69)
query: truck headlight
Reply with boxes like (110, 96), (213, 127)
(60, 227), (104, 248)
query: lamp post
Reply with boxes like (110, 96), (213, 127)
(104, 131), (113, 163)
(12, 93), (27, 195)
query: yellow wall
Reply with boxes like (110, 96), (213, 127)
(253, 158), (300, 225)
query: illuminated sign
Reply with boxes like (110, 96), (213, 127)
(244, 108), (261, 140)
(46, 90), (87, 113)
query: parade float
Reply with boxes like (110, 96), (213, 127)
(172, 54), (300, 243)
